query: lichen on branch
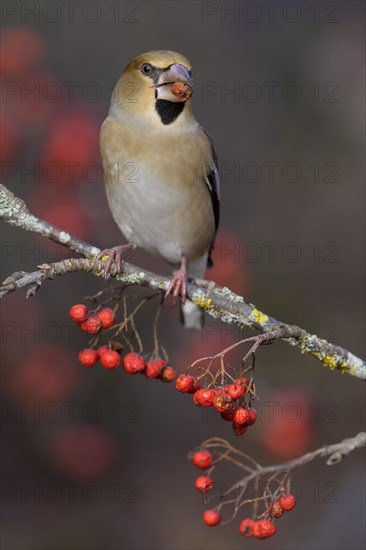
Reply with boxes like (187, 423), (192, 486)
(1, 184), (365, 380)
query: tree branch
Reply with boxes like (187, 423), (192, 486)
(1, 184), (365, 380)
(198, 432), (366, 518)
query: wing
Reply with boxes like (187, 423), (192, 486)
(199, 126), (220, 267)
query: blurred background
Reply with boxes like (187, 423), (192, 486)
(1, 1), (365, 549)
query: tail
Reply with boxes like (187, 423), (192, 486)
(180, 300), (204, 330)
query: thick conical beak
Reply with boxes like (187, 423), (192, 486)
(156, 63), (193, 102)
(157, 63), (193, 87)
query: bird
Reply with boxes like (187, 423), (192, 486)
(99, 50), (220, 329)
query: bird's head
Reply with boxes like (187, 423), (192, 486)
(110, 50), (195, 128)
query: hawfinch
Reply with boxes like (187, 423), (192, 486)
(99, 50), (220, 330)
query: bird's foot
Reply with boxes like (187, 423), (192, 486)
(165, 256), (187, 306)
(97, 243), (136, 281)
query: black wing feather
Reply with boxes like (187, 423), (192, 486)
(199, 127), (220, 268)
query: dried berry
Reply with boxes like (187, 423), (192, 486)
(175, 374), (195, 393)
(279, 494), (296, 511)
(195, 476), (213, 494)
(252, 520), (277, 539)
(123, 352), (145, 374)
(160, 366), (176, 382)
(233, 407), (250, 426)
(239, 518), (255, 537)
(195, 389), (215, 407)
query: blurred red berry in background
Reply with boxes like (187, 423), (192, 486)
(9, 345), (81, 403)
(260, 389), (314, 460)
(30, 184), (91, 242)
(52, 425), (117, 480)
(0, 109), (20, 162)
(41, 112), (100, 184)
(7, 74), (58, 127)
(0, 27), (45, 77)
(208, 230), (249, 295)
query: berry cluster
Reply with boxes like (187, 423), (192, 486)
(176, 375), (257, 436)
(70, 303), (176, 382)
(238, 493), (296, 539)
(191, 447), (297, 540)
(70, 303), (116, 332)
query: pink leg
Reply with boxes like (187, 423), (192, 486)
(97, 243), (136, 281)
(165, 255), (187, 305)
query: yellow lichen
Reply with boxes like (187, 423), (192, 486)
(193, 294), (213, 310)
(322, 355), (338, 369)
(252, 308), (269, 324)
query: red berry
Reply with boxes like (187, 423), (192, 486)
(195, 476), (213, 493)
(235, 377), (248, 389)
(213, 393), (234, 413)
(122, 352), (145, 374)
(188, 379), (201, 394)
(271, 502), (284, 518)
(233, 407), (250, 426)
(203, 510), (221, 526)
(69, 304), (88, 323)
(78, 349), (98, 367)
(100, 350), (120, 370)
(195, 389), (215, 407)
(279, 494), (296, 511)
(145, 361), (161, 379)
(175, 374), (194, 393)
(154, 358), (167, 369)
(221, 409), (235, 421)
(239, 518), (255, 537)
(80, 315), (102, 334)
(193, 450), (213, 470)
(226, 383), (245, 400)
(160, 366), (176, 382)
(192, 392), (200, 406)
(252, 520), (276, 539)
(247, 408), (257, 426)
(233, 424), (248, 436)
(97, 345), (110, 358)
(96, 308), (116, 329)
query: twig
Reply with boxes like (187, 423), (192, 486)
(197, 432), (366, 519)
(1, 184), (365, 379)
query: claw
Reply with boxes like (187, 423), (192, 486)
(97, 243), (136, 281)
(165, 255), (187, 305)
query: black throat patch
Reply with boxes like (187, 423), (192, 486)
(155, 99), (185, 125)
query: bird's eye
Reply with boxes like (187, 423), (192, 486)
(141, 63), (153, 75)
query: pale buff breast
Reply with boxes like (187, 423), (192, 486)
(100, 116), (215, 266)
